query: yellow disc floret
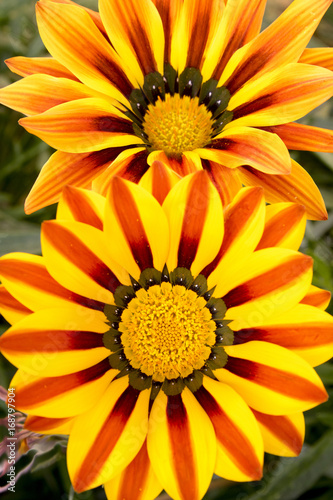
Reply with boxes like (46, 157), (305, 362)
(119, 282), (216, 382)
(143, 94), (213, 157)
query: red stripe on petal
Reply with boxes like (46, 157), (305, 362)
(111, 178), (154, 270)
(114, 150), (150, 183)
(151, 161), (174, 205)
(75, 385), (140, 491)
(1, 330), (104, 353)
(167, 394), (198, 500)
(0, 258), (105, 311)
(61, 186), (103, 230)
(202, 159), (242, 207)
(256, 204), (306, 250)
(15, 358), (111, 407)
(43, 222), (122, 292)
(262, 123), (333, 152)
(252, 410), (303, 455)
(0, 287), (32, 315)
(301, 288), (331, 309)
(223, 254), (312, 308)
(225, 357), (326, 403)
(5, 56), (80, 81)
(234, 324), (333, 349)
(195, 386), (262, 479)
(117, 441), (151, 500)
(25, 414), (72, 432)
(177, 172), (209, 269)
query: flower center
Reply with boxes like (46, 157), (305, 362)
(119, 282), (216, 382)
(142, 94), (213, 157)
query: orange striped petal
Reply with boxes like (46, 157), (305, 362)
(217, 341), (328, 414)
(99, 0), (164, 83)
(239, 159), (327, 221)
(5, 56), (79, 80)
(201, 160), (242, 207)
(221, 0), (332, 93)
(203, 0), (267, 81)
(263, 122), (333, 153)
(38, 0), (109, 39)
(230, 64), (333, 128)
(300, 47), (333, 71)
(104, 177), (169, 279)
(92, 148), (148, 197)
(19, 98), (139, 153)
(162, 171), (224, 277)
(148, 150), (201, 176)
(152, 0), (182, 63)
(41, 220), (129, 302)
(147, 388), (216, 500)
(0, 253), (105, 313)
(0, 285), (31, 325)
(256, 203), (306, 251)
(36, 1), (134, 100)
(9, 361), (115, 418)
(199, 126), (291, 174)
(0, 306), (110, 376)
(252, 410), (305, 457)
(104, 440), (162, 500)
(203, 187), (265, 290)
(196, 377), (263, 482)
(301, 285), (331, 310)
(138, 160), (181, 205)
(57, 186), (105, 229)
(221, 248), (313, 322)
(24, 148), (124, 214)
(0, 74), (108, 116)
(68, 378), (150, 491)
(172, 0), (224, 74)
(25, 414), (74, 435)
(233, 304), (333, 367)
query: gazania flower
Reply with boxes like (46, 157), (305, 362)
(0, 172), (332, 500)
(1, 0), (332, 218)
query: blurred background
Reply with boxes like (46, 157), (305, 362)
(0, 0), (333, 499)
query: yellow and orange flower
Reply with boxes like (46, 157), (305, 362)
(0, 173), (332, 500)
(0, 0), (332, 217)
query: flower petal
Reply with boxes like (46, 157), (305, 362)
(233, 304), (333, 367)
(0, 253), (105, 312)
(200, 126), (291, 174)
(92, 148), (149, 196)
(104, 177), (169, 278)
(252, 410), (305, 457)
(138, 160), (181, 205)
(203, 187), (265, 289)
(262, 122), (333, 153)
(147, 388), (216, 500)
(9, 360), (115, 417)
(162, 171), (224, 276)
(0, 286), (31, 325)
(68, 378), (150, 491)
(222, 248), (313, 324)
(104, 440), (163, 500)
(36, 1), (134, 100)
(202, 0), (267, 80)
(148, 150), (201, 176)
(300, 285), (331, 310)
(239, 160), (328, 221)
(152, 0), (183, 64)
(19, 98), (139, 153)
(41, 220), (128, 303)
(5, 56), (79, 80)
(25, 414), (74, 435)
(299, 47), (333, 71)
(99, 0), (164, 83)
(202, 160), (242, 207)
(217, 341), (328, 414)
(229, 64), (333, 127)
(221, 0), (332, 93)
(0, 306), (110, 376)
(195, 377), (263, 482)
(0, 74), (107, 116)
(24, 147), (125, 214)
(57, 186), (105, 229)
(256, 203), (306, 251)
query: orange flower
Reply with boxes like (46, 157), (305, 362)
(0, 0), (332, 217)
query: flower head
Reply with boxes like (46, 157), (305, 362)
(0, 173), (332, 499)
(0, 0), (332, 217)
